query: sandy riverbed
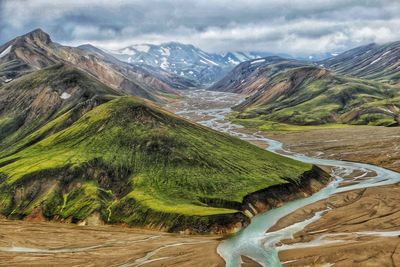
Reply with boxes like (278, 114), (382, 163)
(256, 127), (400, 266)
(168, 91), (400, 266)
(0, 219), (225, 267)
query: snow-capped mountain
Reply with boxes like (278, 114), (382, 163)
(108, 42), (270, 85)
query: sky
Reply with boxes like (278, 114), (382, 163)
(1, 0), (400, 56)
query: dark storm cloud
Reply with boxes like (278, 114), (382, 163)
(1, 0), (400, 55)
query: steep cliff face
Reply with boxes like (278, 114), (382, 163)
(241, 166), (331, 216)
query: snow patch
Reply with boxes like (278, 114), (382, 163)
(131, 44), (150, 53)
(160, 57), (169, 70)
(0, 45), (12, 59)
(250, 59), (265, 64)
(227, 57), (239, 65)
(60, 92), (71, 99)
(231, 52), (251, 62)
(198, 54), (219, 66)
(369, 56), (382, 65)
(120, 48), (136, 56)
(160, 47), (170, 56)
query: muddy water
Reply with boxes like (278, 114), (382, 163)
(172, 89), (400, 267)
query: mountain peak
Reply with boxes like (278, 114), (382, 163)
(19, 28), (51, 44)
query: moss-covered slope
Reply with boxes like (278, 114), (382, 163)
(0, 94), (315, 232)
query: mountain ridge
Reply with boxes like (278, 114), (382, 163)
(210, 54), (400, 126)
(0, 29), (184, 102)
(321, 41), (400, 84)
(108, 42), (277, 85)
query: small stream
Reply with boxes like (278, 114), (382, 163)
(173, 89), (400, 267)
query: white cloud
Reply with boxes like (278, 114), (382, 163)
(1, 0), (400, 55)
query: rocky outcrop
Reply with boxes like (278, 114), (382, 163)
(241, 166), (330, 216)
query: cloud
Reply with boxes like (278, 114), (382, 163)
(1, 0), (400, 55)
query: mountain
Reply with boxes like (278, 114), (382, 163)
(0, 64), (121, 151)
(0, 65), (324, 233)
(0, 29), (182, 102)
(108, 42), (270, 85)
(209, 57), (310, 95)
(78, 44), (197, 90)
(233, 66), (400, 126)
(321, 41), (400, 84)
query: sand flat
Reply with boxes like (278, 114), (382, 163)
(0, 219), (224, 267)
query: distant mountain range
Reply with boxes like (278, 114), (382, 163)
(107, 42), (280, 86)
(106, 42), (339, 86)
(210, 41), (400, 127)
(1, 29), (399, 128)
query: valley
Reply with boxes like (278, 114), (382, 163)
(169, 90), (400, 266)
(1, 31), (329, 234)
(0, 89), (399, 266)
(0, 25), (400, 267)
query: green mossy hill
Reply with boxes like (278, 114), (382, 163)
(0, 96), (313, 232)
(235, 67), (400, 126)
(0, 64), (121, 151)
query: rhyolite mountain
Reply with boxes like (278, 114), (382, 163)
(209, 57), (310, 95)
(0, 29), (184, 102)
(211, 57), (400, 126)
(108, 42), (274, 85)
(0, 41), (328, 233)
(321, 41), (400, 84)
(0, 64), (122, 151)
(234, 66), (400, 126)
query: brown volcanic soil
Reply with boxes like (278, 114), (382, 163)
(0, 219), (225, 267)
(273, 185), (400, 266)
(264, 126), (400, 172)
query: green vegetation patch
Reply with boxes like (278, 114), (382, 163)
(0, 96), (312, 229)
